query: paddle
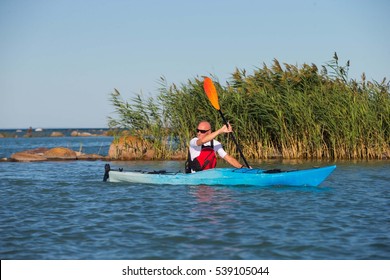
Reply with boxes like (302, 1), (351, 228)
(203, 77), (250, 168)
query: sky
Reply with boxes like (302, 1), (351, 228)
(1, 0), (389, 129)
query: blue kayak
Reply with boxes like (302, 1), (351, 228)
(103, 164), (336, 187)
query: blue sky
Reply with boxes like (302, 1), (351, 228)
(1, 0), (389, 129)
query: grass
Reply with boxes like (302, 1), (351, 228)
(108, 53), (390, 160)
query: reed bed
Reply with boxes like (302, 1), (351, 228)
(108, 54), (390, 160)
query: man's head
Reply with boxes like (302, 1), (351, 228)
(196, 121), (211, 139)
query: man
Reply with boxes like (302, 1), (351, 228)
(185, 121), (245, 173)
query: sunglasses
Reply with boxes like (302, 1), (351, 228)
(196, 129), (210, 134)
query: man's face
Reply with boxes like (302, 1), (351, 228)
(196, 122), (211, 140)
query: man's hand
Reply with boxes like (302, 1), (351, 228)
(220, 123), (233, 134)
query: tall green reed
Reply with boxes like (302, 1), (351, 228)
(108, 54), (389, 160)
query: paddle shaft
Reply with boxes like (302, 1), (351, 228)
(218, 110), (250, 168)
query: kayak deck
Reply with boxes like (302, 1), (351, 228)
(103, 164), (336, 187)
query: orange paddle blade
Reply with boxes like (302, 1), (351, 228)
(203, 77), (220, 110)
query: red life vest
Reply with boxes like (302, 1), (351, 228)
(186, 140), (217, 172)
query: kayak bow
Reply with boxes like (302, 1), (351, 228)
(103, 164), (336, 187)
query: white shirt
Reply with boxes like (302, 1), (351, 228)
(189, 137), (227, 161)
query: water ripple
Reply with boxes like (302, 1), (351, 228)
(1, 159), (389, 259)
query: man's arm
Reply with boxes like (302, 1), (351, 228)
(196, 124), (232, 146)
(223, 154), (243, 168)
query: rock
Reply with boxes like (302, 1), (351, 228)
(10, 146), (106, 162)
(71, 131), (79, 137)
(10, 148), (49, 162)
(108, 135), (152, 160)
(144, 149), (155, 160)
(70, 131), (95, 137)
(79, 132), (92, 137)
(0, 133), (4, 138)
(11, 152), (46, 162)
(170, 150), (186, 160)
(43, 147), (77, 160)
(50, 131), (64, 137)
(25, 147), (50, 155)
(76, 153), (106, 160)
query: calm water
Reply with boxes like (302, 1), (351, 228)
(0, 136), (389, 260)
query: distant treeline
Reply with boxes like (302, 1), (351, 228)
(108, 53), (390, 160)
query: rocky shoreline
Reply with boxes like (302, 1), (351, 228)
(2, 147), (107, 162)
(1, 135), (186, 162)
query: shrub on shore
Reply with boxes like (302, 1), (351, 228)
(108, 54), (389, 160)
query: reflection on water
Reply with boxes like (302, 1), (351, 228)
(189, 185), (237, 226)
